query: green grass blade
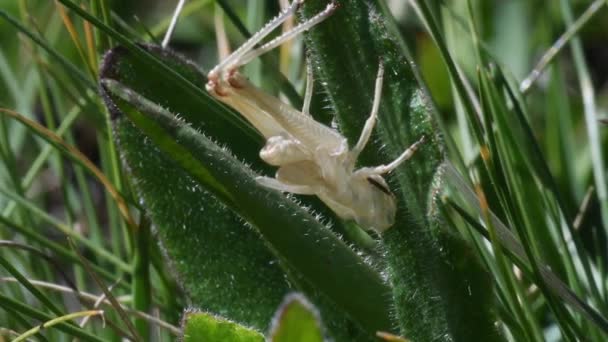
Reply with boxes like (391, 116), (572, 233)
(559, 0), (608, 238)
(0, 294), (105, 342)
(445, 163), (608, 334)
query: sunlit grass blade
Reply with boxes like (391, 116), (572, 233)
(0, 108), (136, 230)
(0, 10), (94, 90)
(445, 162), (608, 334)
(12, 310), (104, 342)
(559, 0), (608, 238)
(0, 294), (105, 342)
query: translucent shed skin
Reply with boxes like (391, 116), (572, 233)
(205, 1), (423, 232)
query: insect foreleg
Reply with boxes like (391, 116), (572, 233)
(349, 63), (385, 165)
(208, 0), (303, 81)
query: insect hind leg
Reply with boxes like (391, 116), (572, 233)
(357, 136), (426, 176)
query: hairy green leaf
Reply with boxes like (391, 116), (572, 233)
(100, 46), (289, 330)
(182, 311), (264, 342)
(100, 46), (390, 338)
(269, 294), (324, 342)
(300, 1), (502, 340)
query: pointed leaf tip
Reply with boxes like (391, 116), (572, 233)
(269, 293), (325, 342)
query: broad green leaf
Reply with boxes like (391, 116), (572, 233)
(300, 1), (502, 340)
(100, 46), (289, 330)
(182, 311), (264, 342)
(101, 75), (390, 339)
(268, 294), (324, 342)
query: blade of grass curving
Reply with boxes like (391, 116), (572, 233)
(0, 277), (181, 336)
(102, 79), (394, 335)
(12, 310), (104, 342)
(55, 2), (96, 79)
(407, 0), (483, 130)
(0, 309), (44, 342)
(0, 294), (105, 342)
(377, 0), (467, 171)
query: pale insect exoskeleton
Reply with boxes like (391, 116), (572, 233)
(164, 1), (424, 233)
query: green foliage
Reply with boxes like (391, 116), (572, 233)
(1, 0), (608, 341)
(182, 311), (264, 342)
(300, 1), (501, 340)
(268, 294), (324, 342)
(97, 43), (296, 329)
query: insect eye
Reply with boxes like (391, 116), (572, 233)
(366, 176), (392, 196)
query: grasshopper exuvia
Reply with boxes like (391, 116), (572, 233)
(165, 1), (424, 233)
